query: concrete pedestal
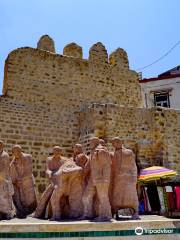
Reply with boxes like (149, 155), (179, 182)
(0, 215), (179, 239)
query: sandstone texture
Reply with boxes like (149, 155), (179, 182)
(10, 145), (37, 217)
(0, 35), (179, 196)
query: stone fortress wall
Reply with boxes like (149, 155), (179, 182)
(79, 104), (180, 174)
(0, 35), (179, 194)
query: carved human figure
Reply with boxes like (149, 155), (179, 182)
(73, 144), (89, 189)
(35, 146), (83, 221)
(99, 139), (106, 146)
(73, 144), (88, 169)
(0, 140), (15, 220)
(50, 159), (83, 220)
(46, 146), (67, 185)
(10, 145), (37, 218)
(81, 137), (112, 221)
(111, 137), (139, 219)
(34, 146), (67, 218)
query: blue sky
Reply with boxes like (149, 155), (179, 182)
(0, 0), (180, 93)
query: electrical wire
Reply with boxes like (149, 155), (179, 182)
(136, 40), (180, 71)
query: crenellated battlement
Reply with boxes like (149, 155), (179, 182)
(37, 35), (56, 53)
(2, 35), (142, 108)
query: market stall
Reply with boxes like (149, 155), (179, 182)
(138, 166), (180, 217)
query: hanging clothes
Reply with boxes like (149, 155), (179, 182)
(146, 184), (161, 212)
(139, 200), (145, 214)
(141, 187), (148, 212)
(138, 185), (145, 214)
(165, 186), (175, 211)
(162, 186), (169, 212)
(144, 186), (151, 212)
(174, 186), (180, 210)
(157, 186), (166, 214)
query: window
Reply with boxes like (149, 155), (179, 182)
(154, 92), (170, 108)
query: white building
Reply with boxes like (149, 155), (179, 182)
(140, 66), (180, 109)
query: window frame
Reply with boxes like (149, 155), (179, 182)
(154, 91), (170, 108)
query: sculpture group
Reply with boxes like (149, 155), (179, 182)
(0, 137), (139, 221)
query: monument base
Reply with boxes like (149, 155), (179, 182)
(0, 215), (179, 239)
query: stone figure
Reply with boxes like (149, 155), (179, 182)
(46, 146), (67, 185)
(99, 139), (106, 146)
(73, 144), (89, 186)
(81, 137), (112, 221)
(110, 137), (139, 219)
(35, 146), (83, 221)
(34, 138), (139, 221)
(10, 145), (37, 218)
(50, 160), (83, 220)
(73, 143), (90, 198)
(0, 140), (15, 220)
(34, 146), (66, 219)
(73, 144), (88, 169)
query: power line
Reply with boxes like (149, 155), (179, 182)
(136, 40), (180, 71)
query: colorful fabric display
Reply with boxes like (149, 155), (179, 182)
(144, 186), (151, 212)
(165, 186), (175, 211)
(157, 186), (166, 213)
(142, 187), (148, 212)
(165, 186), (173, 193)
(147, 184), (161, 212)
(139, 201), (145, 214)
(139, 166), (176, 182)
(174, 186), (180, 210)
(162, 186), (169, 212)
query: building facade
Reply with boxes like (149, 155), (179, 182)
(140, 66), (180, 109)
